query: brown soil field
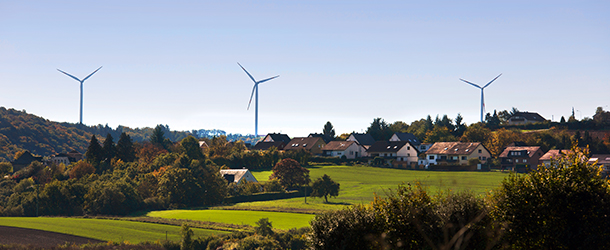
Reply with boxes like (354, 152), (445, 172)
(0, 226), (103, 247)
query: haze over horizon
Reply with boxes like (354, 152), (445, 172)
(1, 1), (608, 137)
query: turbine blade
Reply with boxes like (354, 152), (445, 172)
(247, 84), (256, 110)
(57, 69), (82, 82)
(257, 75), (279, 84)
(237, 62), (257, 83)
(82, 66), (103, 82)
(460, 78), (482, 89)
(483, 73), (502, 89)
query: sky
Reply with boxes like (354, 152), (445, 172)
(0, 1), (608, 137)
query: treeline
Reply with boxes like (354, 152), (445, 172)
(0, 125), (312, 217)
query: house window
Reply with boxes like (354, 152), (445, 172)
(429, 155), (435, 160)
(421, 146), (426, 150)
(440, 155), (447, 160)
(407, 146), (410, 150)
(350, 151), (354, 155)
(337, 152), (342, 155)
(407, 153), (410, 157)
(461, 156), (467, 160)
(482, 157), (487, 160)
(478, 149), (482, 153)
(523, 159), (527, 163)
(515, 159), (519, 163)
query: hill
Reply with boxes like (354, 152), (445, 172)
(0, 107), (194, 161)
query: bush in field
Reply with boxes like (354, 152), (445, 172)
(84, 179), (142, 215)
(264, 178), (285, 193)
(491, 146), (610, 249)
(310, 184), (496, 250)
(310, 205), (384, 250)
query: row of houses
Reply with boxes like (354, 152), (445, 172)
(251, 131), (610, 173)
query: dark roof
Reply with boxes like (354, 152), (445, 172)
(348, 133), (376, 146)
(309, 133), (331, 143)
(252, 141), (286, 151)
(264, 133), (291, 143)
(11, 151), (43, 165)
(509, 112), (546, 122)
(284, 137), (326, 151)
(367, 141), (411, 153)
(499, 146), (542, 158)
(392, 133), (421, 145)
(322, 141), (357, 151)
(426, 142), (486, 155)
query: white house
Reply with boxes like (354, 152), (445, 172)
(425, 142), (491, 166)
(219, 169), (259, 185)
(322, 141), (367, 159)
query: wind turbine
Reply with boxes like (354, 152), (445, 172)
(460, 74), (502, 122)
(238, 62), (279, 138)
(57, 66), (102, 124)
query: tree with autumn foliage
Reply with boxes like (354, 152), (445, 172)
(270, 158), (310, 189)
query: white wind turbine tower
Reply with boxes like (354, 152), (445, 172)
(57, 66), (103, 124)
(460, 74), (502, 122)
(238, 63), (279, 138)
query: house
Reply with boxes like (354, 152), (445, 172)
(283, 137), (326, 155)
(367, 141), (419, 167)
(251, 141), (286, 151)
(346, 133), (376, 147)
(539, 149), (570, 167)
(261, 133), (291, 144)
(322, 141), (367, 159)
(589, 154), (610, 176)
(66, 150), (83, 162)
(11, 151), (43, 172)
(48, 153), (71, 166)
(499, 146), (544, 173)
(389, 132), (421, 146)
(507, 112), (547, 125)
(308, 133), (332, 143)
(417, 143), (433, 153)
(219, 169), (259, 185)
(425, 142), (491, 167)
(198, 141), (209, 149)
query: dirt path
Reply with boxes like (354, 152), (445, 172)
(0, 226), (103, 247)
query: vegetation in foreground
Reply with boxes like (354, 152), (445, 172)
(310, 147), (610, 249)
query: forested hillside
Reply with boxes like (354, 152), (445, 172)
(0, 107), (193, 161)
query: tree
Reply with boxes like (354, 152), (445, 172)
(270, 158), (310, 188)
(389, 121), (409, 133)
(150, 124), (167, 148)
(424, 126), (457, 143)
(0, 162), (13, 175)
(157, 167), (204, 207)
(366, 118), (392, 141)
(491, 146), (610, 249)
(322, 121), (336, 143)
(254, 218), (275, 236)
(453, 113), (466, 137)
(116, 132), (135, 162)
(102, 133), (115, 162)
(311, 174), (340, 203)
(180, 136), (205, 160)
(69, 161), (96, 179)
(460, 123), (491, 143)
(85, 135), (103, 164)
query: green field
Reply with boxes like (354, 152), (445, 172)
(232, 165), (509, 212)
(0, 217), (227, 243)
(147, 210), (315, 230)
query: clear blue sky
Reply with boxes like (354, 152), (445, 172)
(1, 1), (608, 137)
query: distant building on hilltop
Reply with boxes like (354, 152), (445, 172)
(507, 112), (547, 125)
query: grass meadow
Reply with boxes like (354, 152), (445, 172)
(147, 210), (315, 230)
(226, 165), (509, 212)
(0, 217), (227, 243)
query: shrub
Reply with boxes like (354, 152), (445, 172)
(491, 146), (610, 249)
(310, 205), (383, 250)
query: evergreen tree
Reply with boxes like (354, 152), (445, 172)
(150, 124), (166, 148)
(85, 135), (103, 164)
(366, 118), (392, 141)
(560, 116), (566, 123)
(116, 132), (135, 162)
(322, 121), (336, 143)
(102, 133), (115, 162)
